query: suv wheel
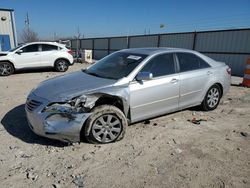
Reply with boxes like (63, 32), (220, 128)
(0, 62), (14, 76)
(54, 59), (69, 72)
(201, 84), (221, 111)
(84, 105), (127, 144)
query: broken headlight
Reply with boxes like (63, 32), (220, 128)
(43, 96), (87, 114)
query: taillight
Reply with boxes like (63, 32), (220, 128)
(67, 50), (73, 55)
(226, 67), (231, 75)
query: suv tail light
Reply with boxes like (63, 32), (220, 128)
(226, 67), (231, 75)
(67, 50), (73, 55)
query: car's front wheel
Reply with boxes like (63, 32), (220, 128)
(54, 59), (69, 72)
(0, 62), (14, 76)
(201, 84), (221, 111)
(84, 105), (127, 144)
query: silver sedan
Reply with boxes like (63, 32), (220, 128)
(26, 48), (231, 144)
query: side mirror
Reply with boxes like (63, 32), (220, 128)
(16, 49), (23, 54)
(136, 72), (153, 81)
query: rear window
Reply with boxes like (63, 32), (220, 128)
(177, 53), (210, 72)
(42, 44), (58, 51)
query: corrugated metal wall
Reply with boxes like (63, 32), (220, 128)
(159, 33), (194, 49)
(0, 10), (15, 49)
(71, 28), (250, 76)
(195, 30), (250, 53)
(130, 35), (158, 48)
(110, 37), (127, 50)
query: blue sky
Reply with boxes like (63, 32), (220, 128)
(1, 0), (250, 40)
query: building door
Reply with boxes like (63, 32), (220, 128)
(0, 35), (11, 51)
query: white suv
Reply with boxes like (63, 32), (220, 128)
(0, 42), (74, 76)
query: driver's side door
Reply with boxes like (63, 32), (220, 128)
(129, 53), (180, 123)
(14, 44), (41, 68)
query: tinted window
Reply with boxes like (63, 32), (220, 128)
(177, 53), (210, 72)
(42, 44), (58, 51)
(141, 53), (175, 77)
(21, 44), (39, 53)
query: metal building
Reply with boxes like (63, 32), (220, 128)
(0, 8), (17, 51)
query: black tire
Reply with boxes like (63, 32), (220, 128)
(201, 84), (221, 111)
(54, 59), (69, 72)
(0, 62), (14, 76)
(84, 105), (127, 144)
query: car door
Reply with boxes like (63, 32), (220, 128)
(129, 53), (180, 123)
(40, 44), (59, 66)
(13, 44), (41, 68)
(176, 52), (211, 109)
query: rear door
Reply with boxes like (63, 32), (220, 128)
(176, 52), (212, 109)
(40, 44), (59, 66)
(129, 53), (180, 122)
(0, 35), (11, 51)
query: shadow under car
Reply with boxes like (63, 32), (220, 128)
(1, 104), (67, 147)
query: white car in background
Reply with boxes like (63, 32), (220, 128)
(0, 42), (74, 76)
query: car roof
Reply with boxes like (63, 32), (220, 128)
(120, 47), (220, 67)
(23, 41), (65, 47)
(120, 47), (197, 55)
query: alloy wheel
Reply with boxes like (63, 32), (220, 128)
(207, 87), (220, 108)
(92, 114), (122, 143)
(57, 60), (67, 71)
(0, 63), (13, 76)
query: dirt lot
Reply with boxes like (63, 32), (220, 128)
(0, 63), (249, 188)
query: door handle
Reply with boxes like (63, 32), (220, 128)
(170, 78), (179, 83)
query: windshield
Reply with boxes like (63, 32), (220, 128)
(85, 52), (147, 80)
(8, 44), (25, 52)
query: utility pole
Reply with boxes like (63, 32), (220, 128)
(75, 26), (81, 61)
(53, 32), (57, 41)
(126, 28), (130, 48)
(24, 12), (30, 41)
(24, 12), (30, 29)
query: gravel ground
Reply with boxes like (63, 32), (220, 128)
(0, 63), (249, 188)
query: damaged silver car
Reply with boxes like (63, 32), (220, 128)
(26, 48), (231, 144)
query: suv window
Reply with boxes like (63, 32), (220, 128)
(141, 53), (176, 77)
(21, 44), (39, 53)
(42, 44), (58, 51)
(177, 53), (210, 72)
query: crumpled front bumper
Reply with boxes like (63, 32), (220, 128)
(25, 93), (91, 143)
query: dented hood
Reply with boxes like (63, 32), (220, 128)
(33, 70), (117, 101)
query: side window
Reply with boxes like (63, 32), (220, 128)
(21, 44), (39, 53)
(42, 44), (58, 51)
(177, 53), (210, 72)
(141, 53), (175, 77)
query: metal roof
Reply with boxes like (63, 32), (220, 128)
(0, 8), (14, 12)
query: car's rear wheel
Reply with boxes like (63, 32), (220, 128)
(201, 84), (221, 111)
(84, 105), (127, 144)
(54, 59), (69, 72)
(0, 62), (14, 76)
